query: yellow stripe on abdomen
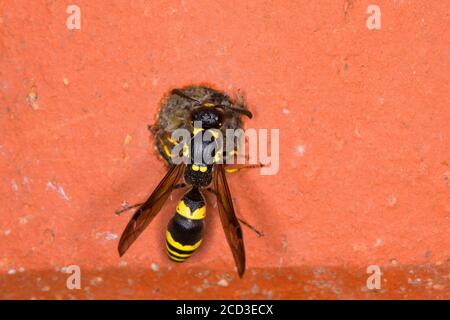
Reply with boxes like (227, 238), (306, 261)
(166, 230), (202, 263)
(176, 200), (206, 220)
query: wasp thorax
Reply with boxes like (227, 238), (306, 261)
(191, 107), (223, 129)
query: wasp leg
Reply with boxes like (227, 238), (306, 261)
(116, 183), (186, 216)
(115, 202), (144, 216)
(223, 146), (265, 171)
(223, 152), (248, 164)
(237, 217), (264, 237)
(205, 187), (263, 237)
(225, 163), (265, 173)
(162, 132), (179, 146)
(158, 131), (182, 159)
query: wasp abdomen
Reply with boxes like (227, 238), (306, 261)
(166, 187), (206, 262)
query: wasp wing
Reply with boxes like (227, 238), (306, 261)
(118, 164), (184, 256)
(213, 164), (246, 277)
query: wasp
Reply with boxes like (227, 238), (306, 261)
(117, 86), (260, 277)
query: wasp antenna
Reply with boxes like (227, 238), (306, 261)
(219, 105), (253, 119)
(171, 89), (201, 104)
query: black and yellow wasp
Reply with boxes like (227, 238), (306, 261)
(117, 86), (259, 277)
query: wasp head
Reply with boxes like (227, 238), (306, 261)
(191, 107), (224, 129)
